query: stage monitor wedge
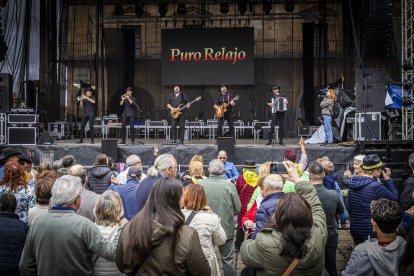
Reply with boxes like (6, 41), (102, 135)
(161, 28), (254, 85)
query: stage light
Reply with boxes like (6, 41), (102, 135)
(158, 3), (168, 18)
(263, 0), (272, 15)
(238, 1), (247, 16)
(177, 4), (186, 15)
(285, 0), (295, 13)
(135, 3), (144, 18)
(114, 3), (123, 16)
(220, 3), (229, 14)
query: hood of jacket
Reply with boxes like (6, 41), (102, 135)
(347, 175), (376, 191)
(89, 165), (112, 178)
(150, 220), (173, 247)
(366, 236), (406, 275)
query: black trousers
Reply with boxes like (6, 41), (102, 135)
(217, 111), (234, 138)
(234, 226), (245, 250)
(325, 229), (339, 276)
(121, 115), (135, 142)
(268, 112), (285, 143)
(79, 114), (95, 140)
(171, 114), (186, 142)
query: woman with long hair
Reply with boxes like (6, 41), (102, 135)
(0, 162), (35, 223)
(181, 184), (226, 275)
(116, 177), (210, 275)
(320, 88), (336, 146)
(181, 154), (204, 185)
(240, 161), (327, 275)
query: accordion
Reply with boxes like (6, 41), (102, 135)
(271, 96), (288, 113)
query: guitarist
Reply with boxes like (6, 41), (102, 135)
(167, 85), (190, 144)
(214, 85), (235, 140)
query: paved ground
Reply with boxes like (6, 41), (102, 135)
(219, 229), (353, 275)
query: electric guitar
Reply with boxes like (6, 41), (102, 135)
(170, 96), (202, 119)
(215, 95), (239, 118)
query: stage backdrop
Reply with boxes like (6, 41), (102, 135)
(161, 28), (254, 85)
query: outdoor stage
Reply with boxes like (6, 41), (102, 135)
(10, 138), (357, 173)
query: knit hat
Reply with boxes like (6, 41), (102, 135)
(283, 149), (297, 162)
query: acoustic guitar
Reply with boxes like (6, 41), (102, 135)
(215, 95), (239, 118)
(170, 96), (202, 119)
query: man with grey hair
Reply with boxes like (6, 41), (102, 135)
(250, 174), (284, 239)
(400, 152), (414, 211)
(199, 159), (241, 276)
(116, 154), (147, 184)
(135, 154), (177, 213)
(309, 161), (344, 276)
(68, 164), (100, 221)
(19, 175), (116, 276)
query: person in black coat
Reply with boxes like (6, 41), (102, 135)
(0, 193), (28, 276)
(400, 153), (414, 211)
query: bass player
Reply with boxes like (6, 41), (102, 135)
(167, 85), (190, 144)
(214, 85), (236, 141)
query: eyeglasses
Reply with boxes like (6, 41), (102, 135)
(219, 157), (227, 160)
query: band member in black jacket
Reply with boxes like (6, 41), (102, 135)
(266, 86), (287, 145)
(214, 85), (236, 140)
(120, 87), (137, 145)
(77, 88), (96, 144)
(166, 85), (190, 145)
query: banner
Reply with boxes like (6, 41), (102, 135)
(161, 28), (254, 85)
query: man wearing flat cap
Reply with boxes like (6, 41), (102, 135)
(0, 148), (20, 180)
(347, 154), (399, 246)
(266, 86), (288, 146)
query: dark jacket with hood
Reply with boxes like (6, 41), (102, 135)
(87, 165), (113, 194)
(342, 236), (406, 276)
(400, 173), (414, 211)
(115, 220), (211, 276)
(348, 176), (399, 239)
(252, 191), (284, 239)
(0, 212), (28, 276)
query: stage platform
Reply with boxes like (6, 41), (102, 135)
(8, 138), (357, 172)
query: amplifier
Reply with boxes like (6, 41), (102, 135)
(8, 114), (37, 124)
(48, 122), (69, 139)
(354, 112), (382, 141)
(8, 127), (36, 145)
(297, 126), (311, 137)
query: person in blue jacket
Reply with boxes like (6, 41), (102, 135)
(218, 150), (239, 183)
(347, 154), (399, 245)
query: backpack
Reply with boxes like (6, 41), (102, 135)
(330, 102), (341, 119)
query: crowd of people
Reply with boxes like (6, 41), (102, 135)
(0, 142), (414, 276)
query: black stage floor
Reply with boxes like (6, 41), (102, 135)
(9, 138), (357, 172)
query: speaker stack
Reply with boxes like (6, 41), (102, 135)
(7, 114), (38, 145)
(0, 73), (12, 113)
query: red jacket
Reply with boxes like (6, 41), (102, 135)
(236, 176), (256, 227)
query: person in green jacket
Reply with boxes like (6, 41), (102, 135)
(240, 161), (328, 276)
(199, 159), (241, 276)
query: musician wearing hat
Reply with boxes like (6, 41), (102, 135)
(214, 85), (236, 141)
(120, 87), (137, 145)
(77, 88), (96, 144)
(266, 86), (287, 146)
(166, 85), (190, 144)
(0, 148), (20, 180)
(347, 154), (399, 245)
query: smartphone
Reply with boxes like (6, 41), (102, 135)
(270, 162), (287, 174)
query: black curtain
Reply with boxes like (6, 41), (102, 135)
(302, 23), (315, 125)
(103, 28), (135, 116)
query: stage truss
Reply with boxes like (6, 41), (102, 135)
(402, 0), (414, 140)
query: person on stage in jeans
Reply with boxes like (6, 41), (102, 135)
(166, 85), (190, 145)
(320, 89), (336, 146)
(214, 85), (235, 140)
(120, 87), (137, 145)
(77, 88), (96, 144)
(266, 86), (287, 146)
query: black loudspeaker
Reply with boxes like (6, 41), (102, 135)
(218, 137), (235, 163)
(38, 132), (55, 145)
(355, 68), (386, 113)
(8, 127), (36, 145)
(101, 139), (118, 162)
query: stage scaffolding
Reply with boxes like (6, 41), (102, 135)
(402, 0), (414, 140)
